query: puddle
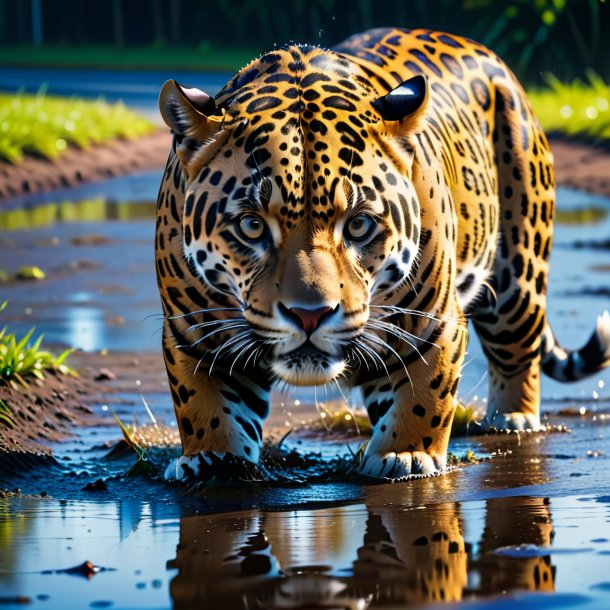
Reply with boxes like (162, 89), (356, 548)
(2, 490), (610, 609)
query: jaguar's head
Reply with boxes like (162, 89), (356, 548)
(159, 47), (428, 386)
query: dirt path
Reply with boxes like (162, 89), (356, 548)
(550, 139), (610, 198)
(0, 130), (172, 201)
(0, 133), (609, 201)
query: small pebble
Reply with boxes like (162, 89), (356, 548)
(94, 368), (116, 381)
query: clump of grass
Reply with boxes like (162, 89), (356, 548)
(529, 72), (610, 144)
(448, 449), (479, 466)
(0, 89), (155, 164)
(111, 411), (150, 476)
(0, 398), (11, 425)
(0, 302), (74, 388)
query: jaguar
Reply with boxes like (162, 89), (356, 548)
(156, 27), (610, 482)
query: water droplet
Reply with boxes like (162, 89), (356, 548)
(318, 29), (324, 38)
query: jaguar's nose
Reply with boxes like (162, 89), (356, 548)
(278, 303), (336, 335)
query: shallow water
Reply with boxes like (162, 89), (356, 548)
(2, 485), (610, 608)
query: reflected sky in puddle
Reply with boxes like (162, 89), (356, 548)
(2, 493), (610, 609)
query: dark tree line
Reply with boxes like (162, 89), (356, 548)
(1, 0), (609, 83)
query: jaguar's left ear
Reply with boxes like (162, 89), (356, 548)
(372, 75), (428, 122)
(159, 79), (224, 137)
(159, 80), (227, 178)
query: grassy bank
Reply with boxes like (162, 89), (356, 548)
(0, 91), (155, 164)
(2, 71), (608, 167)
(528, 73), (610, 144)
(0, 44), (257, 73)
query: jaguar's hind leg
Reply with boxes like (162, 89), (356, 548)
(162, 322), (270, 481)
(473, 83), (555, 430)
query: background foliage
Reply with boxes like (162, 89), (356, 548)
(1, 0), (609, 84)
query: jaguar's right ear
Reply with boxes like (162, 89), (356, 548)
(159, 80), (226, 177)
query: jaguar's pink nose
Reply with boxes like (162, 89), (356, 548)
(280, 304), (334, 334)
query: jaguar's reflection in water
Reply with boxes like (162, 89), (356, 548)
(167, 494), (555, 609)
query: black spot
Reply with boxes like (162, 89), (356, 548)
(245, 96), (282, 113)
(470, 78), (491, 110)
(513, 254), (524, 278)
(323, 96), (356, 112)
(408, 49), (442, 76)
(422, 436), (433, 449)
(181, 417), (194, 436)
(438, 34), (464, 48)
(205, 201), (218, 237)
(301, 72), (331, 87)
(413, 404), (426, 417)
(209, 171), (222, 186)
(210, 417), (220, 429)
(430, 374), (443, 389)
(431, 415), (441, 428)
(440, 53), (464, 78)
(178, 385), (190, 404)
(184, 193), (195, 216)
(450, 83), (469, 103)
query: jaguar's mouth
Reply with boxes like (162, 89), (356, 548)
(271, 340), (346, 386)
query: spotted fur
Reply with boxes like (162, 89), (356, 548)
(156, 28), (610, 482)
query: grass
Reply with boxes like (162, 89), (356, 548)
(0, 398), (11, 425)
(0, 89), (155, 164)
(0, 302), (74, 389)
(529, 72), (610, 144)
(0, 44), (257, 73)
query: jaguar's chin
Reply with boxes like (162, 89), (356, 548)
(271, 343), (346, 386)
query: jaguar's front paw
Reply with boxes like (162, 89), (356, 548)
(164, 451), (260, 484)
(485, 411), (544, 432)
(357, 450), (446, 482)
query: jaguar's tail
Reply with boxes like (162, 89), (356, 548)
(541, 311), (610, 381)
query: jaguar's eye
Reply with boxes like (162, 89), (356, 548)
(344, 214), (375, 242)
(238, 214), (266, 241)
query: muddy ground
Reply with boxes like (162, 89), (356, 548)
(0, 131), (171, 200)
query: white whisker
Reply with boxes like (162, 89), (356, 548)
(168, 306), (243, 321)
(362, 331), (413, 394)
